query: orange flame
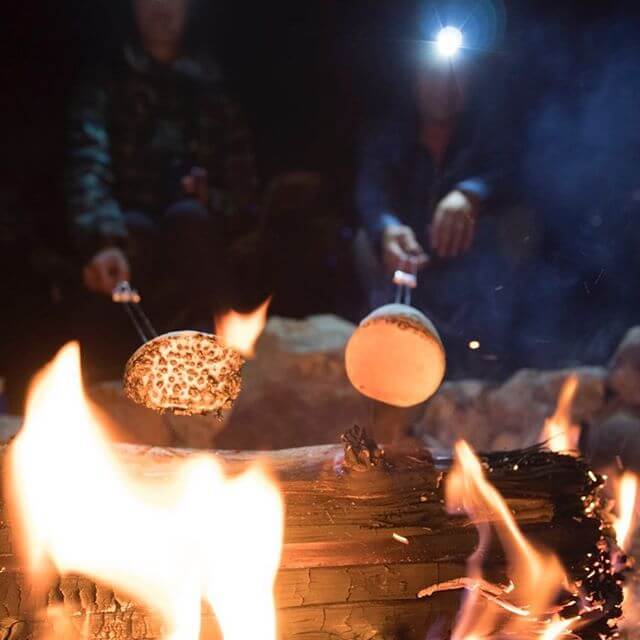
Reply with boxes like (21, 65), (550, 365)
(446, 441), (572, 639)
(540, 375), (580, 455)
(540, 615), (581, 640)
(41, 604), (92, 640)
(7, 342), (284, 640)
(611, 472), (640, 634)
(215, 298), (271, 358)
(614, 471), (638, 552)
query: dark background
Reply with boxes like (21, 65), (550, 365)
(1, 0), (639, 409)
(2, 0), (635, 229)
(2, 0), (636, 239)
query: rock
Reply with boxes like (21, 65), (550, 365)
(217, 315), (368, 449)
(369, 401), (430, 444)
(415, 367), (606, 452)
(486, 367), (607, 446)
(67, 315), (618, 453)
(258, 314), (354, 357)
(417, 380), (494, 449)
(89, 315), (368, 450)
(581, 410), (640, 472)
(491, 431), (525, 451)
(89, 382), (228, 449)
(609, 326), (640, 406)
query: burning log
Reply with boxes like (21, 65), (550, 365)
(0, 425), (621, 640)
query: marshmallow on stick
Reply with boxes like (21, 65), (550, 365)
(123, 331), (243, 416)
(345, 304), (445, 407)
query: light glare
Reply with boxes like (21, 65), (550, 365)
(436, 26), (463, 57)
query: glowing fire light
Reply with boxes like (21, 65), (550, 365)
(540, 615), (581, 640)
(446, 440), (573, 639)
(614, 471), (638, 552)
(7, 343), (284, 640)
(540, 374), (580, 454)
(215, 297), (271, 358)
(612, 471), (639, 634)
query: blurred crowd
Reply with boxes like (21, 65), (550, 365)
(2, 0), (640, 411)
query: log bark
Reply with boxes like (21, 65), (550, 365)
(0, 427), (622, 640)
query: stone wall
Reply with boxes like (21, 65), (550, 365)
(87, 315), (368, 450)
(7, 316), (640, 462)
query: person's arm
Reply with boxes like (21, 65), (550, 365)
(65, 81), (130, 292)
(451, 63), (519, 214)
(430, 77), (518, 258)
(454, 177), (491, 204)
(356, 124), (428, 272)
(66, 82), (128, 260)
(451, 148), (511, 212)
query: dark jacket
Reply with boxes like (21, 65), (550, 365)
(355, 90), (513, 246)
(65, 45), (258, 258)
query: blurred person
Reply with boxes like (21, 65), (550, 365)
(355, 45), (520, 379)
(65, 0), (258, 379)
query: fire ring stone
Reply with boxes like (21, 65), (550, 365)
(123, 330), (244, 416)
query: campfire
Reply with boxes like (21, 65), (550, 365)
(7, 344), (283, 640)
(539, 375), (580, 455)
(214, 298), (271, 359)
(1, 341), (636, 640)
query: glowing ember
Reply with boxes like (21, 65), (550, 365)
(445, 440), (572, 639)
(540, 374), (580, 454)
(614, 472), (638, 552)
(215, 298), (270, 358)
(7, 343), (284, 640)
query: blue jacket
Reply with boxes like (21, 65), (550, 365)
(355, 107), (512, 246)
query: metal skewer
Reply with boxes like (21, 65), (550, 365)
(392, 258), (418, 306)
(112, 281), (158, 343)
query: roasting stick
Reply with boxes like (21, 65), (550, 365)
(112, 281), (158, 343)
(393, 258), (418, 306)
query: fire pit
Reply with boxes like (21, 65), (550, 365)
(0, 344), (629, 640)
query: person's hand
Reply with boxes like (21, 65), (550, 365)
(83, 247), (131, 295)
(181, 166), (209, 207)
(381, 224), (429, 273)
(430, 190), (479, 258)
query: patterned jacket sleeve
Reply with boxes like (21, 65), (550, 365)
(65, 81), (128, 259)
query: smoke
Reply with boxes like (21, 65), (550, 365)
(513, 7), (640, 367)
(521, 11), (640, 259)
